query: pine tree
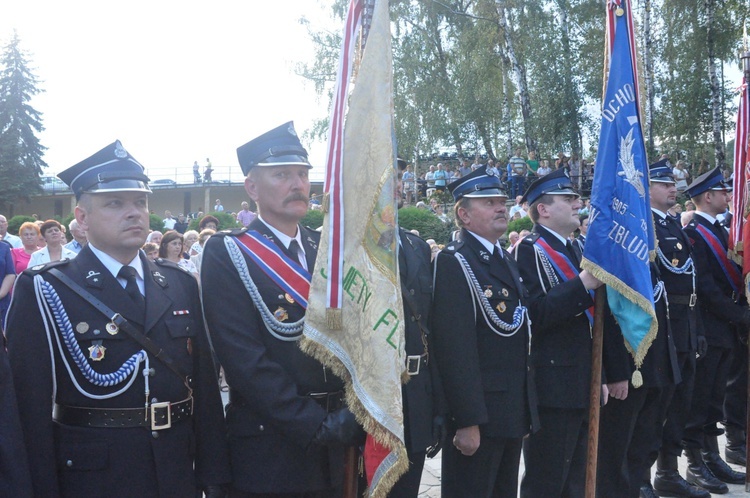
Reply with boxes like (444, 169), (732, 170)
(0, 30), (46, 211)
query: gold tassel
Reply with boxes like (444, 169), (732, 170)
(631, 369), (643, 388)
(326, 308), (343, 330)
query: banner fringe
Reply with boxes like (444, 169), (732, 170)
(581, 257), (658, 376)
(299, 336), (408, 496)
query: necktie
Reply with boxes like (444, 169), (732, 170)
(566, 240), (581, 267)
(287, 239), (302, 266)
(118, 266), (145, 313)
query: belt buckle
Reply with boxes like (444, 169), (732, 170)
(150, 401), (172, 431)
(689, 294), (697, 308)
(406, 355), (421, 376)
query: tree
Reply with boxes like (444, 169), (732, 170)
(0, 30), (46, 212)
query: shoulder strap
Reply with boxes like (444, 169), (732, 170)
(47, 268), (191, 385)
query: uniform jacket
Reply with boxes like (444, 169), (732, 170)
(398, 229), (444, 453)
(513, 225), (596, 409)
(432, 229), (538, 439)
(684, 213), (746, 348)
(6, 246), (229, 497)
(201, 218), (345, 494)
(652, 210), (702, 352)
(602, 263), (681, 389)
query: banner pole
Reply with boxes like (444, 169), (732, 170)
(342, 446), (359, 498)
(585, 287), (606, 498)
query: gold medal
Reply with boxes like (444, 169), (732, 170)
(285, 293), (295, 304)
(274, 307), (289, 322)
(106, 322), (119, 335)
(496, 302), (507, 314)
(75, 322), (89, 334)
(501, 288), (509, 297)
(672, 258), (679, 267)
(615, 7), (624, 16)
(88, 343), (106, 361)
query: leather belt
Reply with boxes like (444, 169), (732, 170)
(406, 352), (429, 376)
(307, 391), (344, 413)
(669, 294), (697, 308)
(53, 397), (193, 431)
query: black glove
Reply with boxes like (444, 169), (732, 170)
(426, 414), (446, 458)
(313, 407), (365, 446)
(202, 485), (228, 498)
(696, 335), (708, 360)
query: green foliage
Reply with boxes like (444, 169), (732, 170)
(7, 215), (34, 236)
(301, 209), (324, 229)
(0, 31), (47, 211)
(149, 214), (164, 233)
(398, 207), (454, 244)
(507, 216), (533, 234)
(61, 213), (75, 241)
(187, 211), (240, 232)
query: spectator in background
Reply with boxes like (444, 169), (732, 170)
(458, 159), (472, 178)
(146, 230), (163, 246)
(434, 163), (448, 192)
(486, 159), (499, 177)
(555, 152), (570, 172)
(684, 200), (696, 211)
(673, 160), (690, 192)
(163, 210), (176, 230)
(174, 213), (189, 234)
(0, 241), (14, 328)
(199, 215), (219, 232)
(190, 229), (215, 271)
(526, 151), (540, 178)
(236, 201), (257, 227)
(64, 219), (87, 254)
(509, 196), (527, 219)
(0, 215), (21, 248)
(193, 161), (201, 184)
(11, 222), (40, 274)
(569, 152), (581, 187)
(182, 230), (200, 259)
(471, 156), (482, 171)
(141, 242), (159, 261)
(537, 160), (552, 177)
(160, 230), (198, 278)
(28, 220), (77, 268)
(402, 165), (416, 205)
(507, 231), (520, 251)
(204, 158), (213, 182)
(509, 148), (528, 197)
(425, 165), (436, 196)
(213, 199), (224, 212)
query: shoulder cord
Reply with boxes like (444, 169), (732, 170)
(655, 246), (696, 296)
(34, 276), (149, 401)
(453, 252), (528, 337)
(533, 245), (559, 294)
(225, 236), (304, 341)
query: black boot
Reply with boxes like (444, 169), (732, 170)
(639, 481), (657, 498)
(684, 447), (729, 494)
(654, 453), (710, 498)
(724, 424), (747, 466)
(702, 434), (745, 484)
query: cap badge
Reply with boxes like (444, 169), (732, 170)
(114, 142), (128, 158)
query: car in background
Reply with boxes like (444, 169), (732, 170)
(150, 179), (177, 188)
(40, 176), (70, 193)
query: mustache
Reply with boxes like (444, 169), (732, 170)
(283, 193), (310, 205)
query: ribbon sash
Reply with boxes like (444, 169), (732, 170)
(694, 224), (743, 295)
(535, 237), (594, 325)
(234, 232), (312, 309)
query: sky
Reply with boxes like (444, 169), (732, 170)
(0, 0), (336, 182)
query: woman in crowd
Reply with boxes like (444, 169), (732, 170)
(537, 160), (552, 177)
(182, 230), (199, 259)
(159, 230), (198, 278)
(673, 160), (690, 191)
(27, 220), (77, 268)
(191, 216), (219, 256)
(141, 242), (159, 261)
(145, 230), (163, 246)
(11, 222), (40, 274)
(190, 229), (215, 271)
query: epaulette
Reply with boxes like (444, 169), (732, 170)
(217, 226), (248, 237)
(154, 258), (191, 274)
(519, 231), (541, 246)
(442, 239), (464, 254)
(24, 258), (72, 275)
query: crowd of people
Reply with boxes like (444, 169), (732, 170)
(0, 126), (745, 498)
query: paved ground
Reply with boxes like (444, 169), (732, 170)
(417, 435), (749, 497)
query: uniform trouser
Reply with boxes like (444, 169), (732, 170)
(724, 334), (748, 431)
(659, 351), (696, 457)
(388, 449), (426, 498)
(596, 384), (672, 498)
(520, 406), (588, 498)
(683, 345), (733, 448)
(441, 429), (522, 498)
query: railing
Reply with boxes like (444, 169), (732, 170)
(142, 164), (327, 186)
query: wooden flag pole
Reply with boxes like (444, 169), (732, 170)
(745, 333), (750, 492)
(585, 287), (606, 498)
(343, 446), (359, 498)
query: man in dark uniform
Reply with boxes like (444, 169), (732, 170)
(682, 166), (747, 493)
(389, 162), (445, 497)
(431, 167), (594, 497)
(647, 160), (709, 498)
(201, 122), (362, 497)
(513, 169), (604, 497)
(6, 140), (230, 497)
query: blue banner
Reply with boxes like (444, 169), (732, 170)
(581, 4), (657, 383)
